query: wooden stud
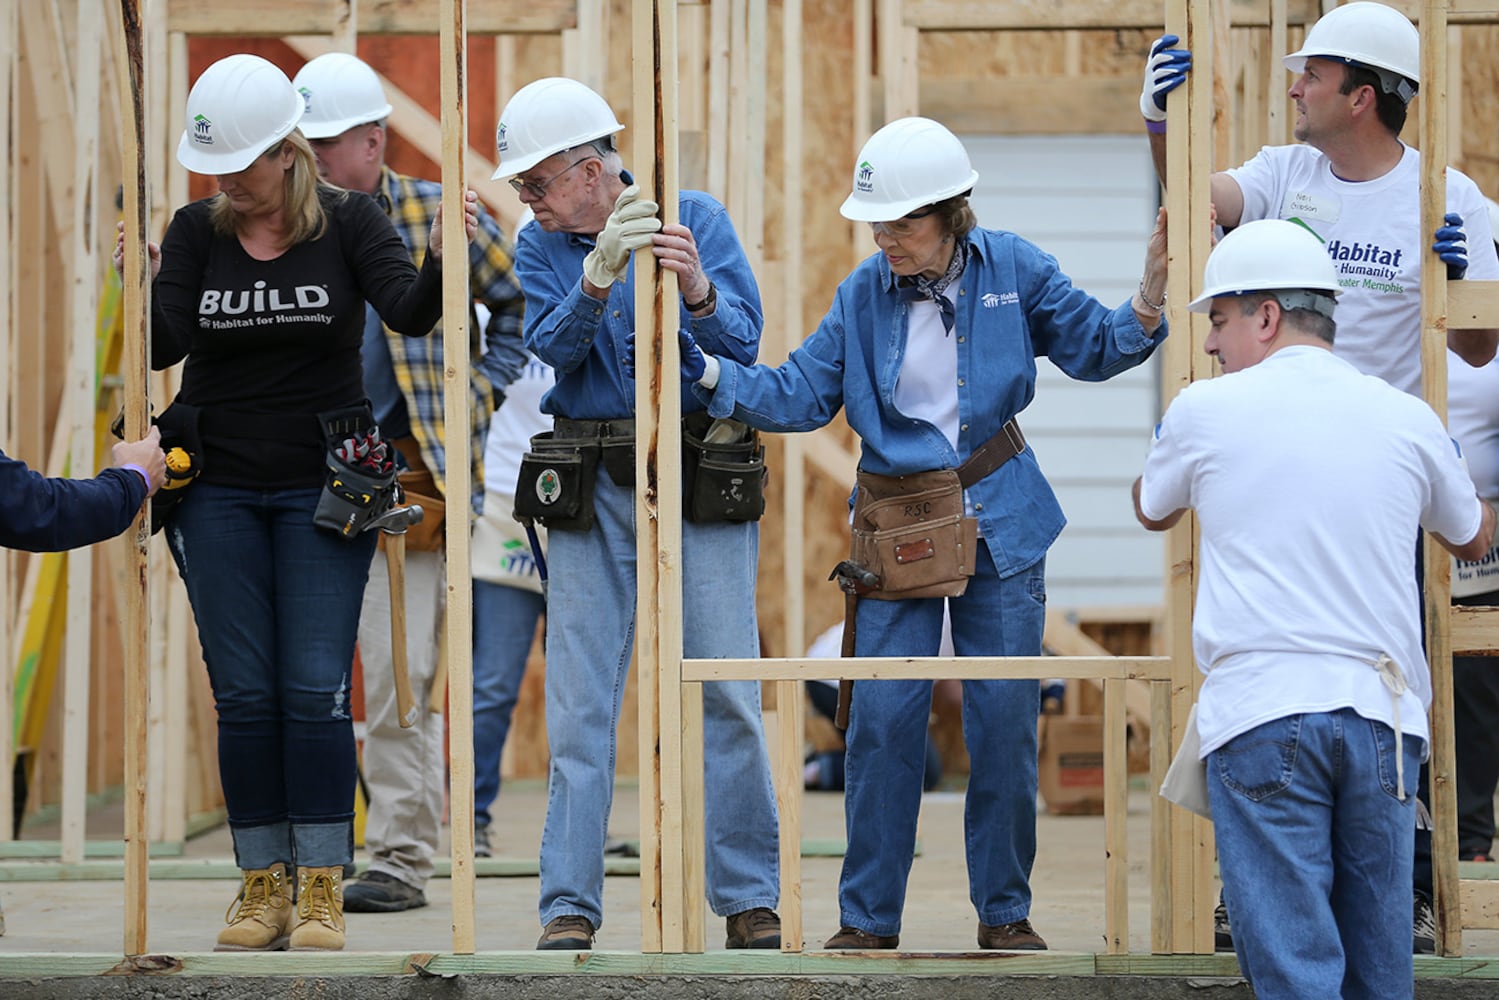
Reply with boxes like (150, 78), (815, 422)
(1150, 679), (1173, 954)
(632, 0), (686, 954)
(879, 0), (918, 120)
(1267, 0), (1288, 144)
(0, 0), (18, 848)
(1420, 0), (1461, 959)
(1104, 677), (1128, 954)
(681, 655), (1172, 683)
(438, 0), (477, 957)
(60, 0), (104, 867)
(706, 0), (729, 202)
(777, 0), (806, 952)
(741, 0), (766, 277)
(331, 0), (357, 52)
(164, 0), (574, 35)
(850, 0), (871, 271)
(115, 0), (152, 957)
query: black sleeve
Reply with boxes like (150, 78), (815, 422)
(338, 191), (444, 338)
(150, 202), (212, 370)
(0, 451), (146, 552)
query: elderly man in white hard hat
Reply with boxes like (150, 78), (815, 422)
(655, 116), (1168, 951)
(290, 51), (526, 918)
(492, 76), (781, 951)
(1135, 219), (1494, 999)
(1141, 0), (1499, 952)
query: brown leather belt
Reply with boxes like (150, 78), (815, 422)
(957, 418), (1025, 488)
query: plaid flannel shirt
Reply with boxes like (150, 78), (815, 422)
(375, 166), (526, 512)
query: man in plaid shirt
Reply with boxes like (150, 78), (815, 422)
(294, 53), (526, 913)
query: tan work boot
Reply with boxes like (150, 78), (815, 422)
(215, 863), (293, 951)
(289, 865), (346, 951)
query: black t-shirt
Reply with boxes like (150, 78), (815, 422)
(152, 187), (442, 488)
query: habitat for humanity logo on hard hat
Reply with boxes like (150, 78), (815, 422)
(496, 122), (509, 154)
(192, 114), (213, 145)
(856, 160), (875, 194)
(297, 87), (313, 113)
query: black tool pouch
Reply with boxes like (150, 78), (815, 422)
(312, 404), (397, 540)
(682, 414), (767, 523)
(513, 431), (600, 532)
(148, 401), (204, 535)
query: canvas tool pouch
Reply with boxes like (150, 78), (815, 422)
(847, 417), (1026, 600)
(513, 427), (602, 532)
(682, 413), (767, 524)
(851, 468), (976, 599)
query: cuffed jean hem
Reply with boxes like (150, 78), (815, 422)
(231, 821), (292, 870)
(293, 820), (355, 868)
(713, 895), (780, 919)
(541, 904), (601, 929)
(976, 903), (1032, 927)
(837, 915), (901, 938)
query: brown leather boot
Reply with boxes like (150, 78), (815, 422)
(289, 865), (346, 951)
(215, 863), (293, 951)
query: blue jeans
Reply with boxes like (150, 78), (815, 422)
(472, 578), (546, 829)
(1208, 710), (1422, 1000)
(166, 484), (374, 870)
(538, 470), (779, 928)
(839, 546), (1044, 936)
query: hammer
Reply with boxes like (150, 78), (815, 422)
(370, 503), (426, 728)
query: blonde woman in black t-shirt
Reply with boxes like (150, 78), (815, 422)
(113, 53), (473, 953)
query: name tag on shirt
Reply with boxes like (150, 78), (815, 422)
(1280, 190), (1341, 225)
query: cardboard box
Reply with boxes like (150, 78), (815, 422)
(1037, 714), (1106, 815)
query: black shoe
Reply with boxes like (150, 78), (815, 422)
(342, 870), (427, 913)
(537, 914), (596, 950)
(725, 907), (781, 949)
(474, 823), (493, 859)
(1214, 897), (1233, 952)
(1413, 892), (1436, 955)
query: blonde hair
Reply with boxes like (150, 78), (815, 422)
(208, 130), (335, 247)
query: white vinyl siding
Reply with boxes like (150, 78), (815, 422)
(964, 134), (1163, 607)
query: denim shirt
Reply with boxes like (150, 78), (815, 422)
(702, 228), (1168, 578)
(516, 183), (762, 419)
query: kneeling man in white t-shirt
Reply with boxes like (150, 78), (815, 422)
(1134, 219), (1494, 1000)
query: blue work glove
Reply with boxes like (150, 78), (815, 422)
(1140, 35), (1192, 123)
(621, 329), (710, 383)
(1434, 212), (1469, 280)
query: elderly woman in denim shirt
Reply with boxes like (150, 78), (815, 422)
(674, 117), (1169, 951)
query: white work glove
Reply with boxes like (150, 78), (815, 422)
(582, 184), (662, 289)
(1140, 34), (1192, 123)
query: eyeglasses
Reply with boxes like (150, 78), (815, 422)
(509, 155), (593, 200)
(869, 207), (935, 239)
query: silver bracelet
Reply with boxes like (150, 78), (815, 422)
(1137, 281), (1166, 312)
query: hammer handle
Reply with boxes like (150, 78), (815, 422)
(385, 531), (419, 728)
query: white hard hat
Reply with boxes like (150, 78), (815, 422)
(491, 77), (624, 180)
(839, 117), (979, 223)
(177, 54), (304, 175)
(1188, 219), (1343, 314)
(1283, 1), (1419, 103)
(291, 53), (393, 139)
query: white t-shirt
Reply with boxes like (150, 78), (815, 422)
(893, 286), (961, 454)
(1447, 349), (1499, 596)
(471, 352), (556, 592)
(1228, 144), (1499, 396)
(1139, 345), (1482, 755)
